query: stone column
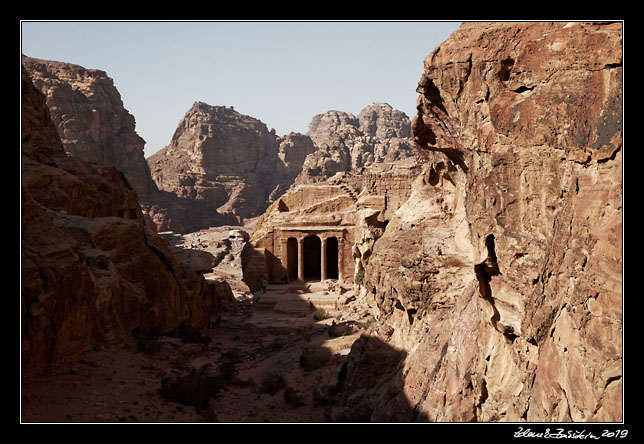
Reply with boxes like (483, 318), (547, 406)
(321, 236), (327, 281)
(297, 237), (304, 281)
(280, 238), (289, 282)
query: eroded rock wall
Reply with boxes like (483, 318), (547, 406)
(21, 67), (224, 373)
(147, 101), (417, 232)
(21, 58), (242, 233)
(296, 103), (416, 184)
(146, 102), (317, 228)
(343, 21), (622, 422)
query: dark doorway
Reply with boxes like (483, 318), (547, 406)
(303, 235), (321, 280)
(326, 237), (339, 280)
(287, 238), (298, 281)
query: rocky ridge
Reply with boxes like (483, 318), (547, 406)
(146, 100), (415, 232)
(147, 102), (316, 226)
(22, 56), (158, 200)
(21, 57), (239, 234)
(22, 21), (622, 423)
(296, 102), (416, 184)
(22, 56), (416, 235)
(339, 21), (622, 422)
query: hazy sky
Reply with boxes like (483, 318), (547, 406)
(21, 21), (461, 157)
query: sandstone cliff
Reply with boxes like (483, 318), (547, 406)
(148, 101), (417, 232)
(21, 66), (227, 373)
(146, 102), (317, 228)
(296, 102), (416, 184)
(22, 56), (158, 200)
(340, 21), (622, 422)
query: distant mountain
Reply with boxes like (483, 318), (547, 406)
(296, 102), (416, 184)
(23, 55), (418, 233)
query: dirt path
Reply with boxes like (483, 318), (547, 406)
(21, 280), (374, 423)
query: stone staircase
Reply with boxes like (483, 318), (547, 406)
(338, 183), (359, 202)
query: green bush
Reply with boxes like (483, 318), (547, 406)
(283, 386), (304, 407)
(354, 269), (365, 285)
(328, 321), (348, 338)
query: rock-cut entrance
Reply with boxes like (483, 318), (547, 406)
(303, 235), (322, 280)
(325, 237), (339, 280)
(285, 233), (341, 282)
(287, 237), (299, 281)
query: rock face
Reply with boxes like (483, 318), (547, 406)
(340, 22), (622, 422)
(296, 103), (416, 184)
(147, 102), (317, 227)
(21, 66), (225, 373)
(22, 56), (158, 199)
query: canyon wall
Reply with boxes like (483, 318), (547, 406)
(21, 66), (227, 373)
(21, 58), (239, 233)
(23, 56), (419, 234)
(341, 21), (622, 422)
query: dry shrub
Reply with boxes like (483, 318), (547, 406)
(159, 366), (225, 409)
(259, 371), (286, 394)
(283, 387), (304, 407)
(299, 345), (331, 371)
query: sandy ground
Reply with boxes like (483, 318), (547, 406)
(21, 282), (371, 423)
(21, 223), (374, 423)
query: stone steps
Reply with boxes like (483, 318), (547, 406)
(338, 184), (358, 201)
(243, 283), (348, 334)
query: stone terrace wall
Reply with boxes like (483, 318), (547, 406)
(342, 170), (419, 220)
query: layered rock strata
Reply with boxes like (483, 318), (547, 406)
(21, 67), (226, 373)
(22, 55), (419, 238)
(147, 102), (415, 233)
(339, 21), (622, 422)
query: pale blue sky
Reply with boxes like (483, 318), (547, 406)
(21, 21), (461, 157)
